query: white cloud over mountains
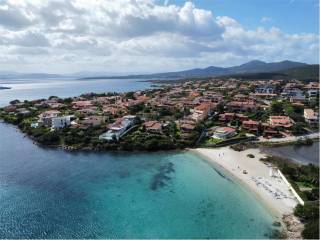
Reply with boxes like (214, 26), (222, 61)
(0, 0), (318, 73)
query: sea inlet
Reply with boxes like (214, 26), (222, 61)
(0, 122), (277, 238)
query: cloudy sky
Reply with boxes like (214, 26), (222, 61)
(0, 0), (318, 74)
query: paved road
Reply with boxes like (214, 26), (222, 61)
(258, 132), (319, 143)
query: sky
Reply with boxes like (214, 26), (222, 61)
(0, 0), (318, 74)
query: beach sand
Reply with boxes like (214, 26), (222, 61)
(191, 147), (299, 218)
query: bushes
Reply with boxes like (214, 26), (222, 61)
(128, 103), (144, 114)
(37, 131), (60, 145)
(271, 101), (284, 115)
(302, 219), (319, 239)
(29, 127), (48, 138)
(1, 114), (21, 124)
(120, 131), (176, 151)
(295, 138), (313, 146)
(294, 203), (319, 222)
(292, 123), (307, 135)
(294, 202), (319, 239)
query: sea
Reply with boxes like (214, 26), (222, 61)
(0, 78), (277, 238)
(0, 78), (153, 107)
(262, 143), (319, 166)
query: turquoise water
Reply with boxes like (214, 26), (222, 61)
(0, 123), (276, 238)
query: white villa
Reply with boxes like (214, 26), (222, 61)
(99, 115), (139, 141)
(212, 127), (237, 139)
(304, 109), (319, 125)
(51, 116), (73, 130)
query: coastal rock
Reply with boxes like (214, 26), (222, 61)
(282, 214), (304, 239)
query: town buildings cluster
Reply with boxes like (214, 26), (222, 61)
(1, 78), (319, 149)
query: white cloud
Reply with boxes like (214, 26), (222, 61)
(0, 0), (317, 73)
(260, 16), (272, 23)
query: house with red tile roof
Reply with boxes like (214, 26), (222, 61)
(269, 116), (294, 129)
(242, 120), (260, 133)
(144, 120), (163, 133)
(72, 101), (93, 109)
(227, 101), (259, 112)
(219, 113), (249, 122)
(38, 110), (61, 126)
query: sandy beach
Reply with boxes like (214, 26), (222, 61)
(191, 147), (306, 238)
(191, 147), (299, 218)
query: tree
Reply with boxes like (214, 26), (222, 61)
(128, 103), (144, 114)
(9, 99), (20, 105)
(38, 131), (60, 145)
(216, 103), (224, 113)
(302, 219), (319, 239)
(294, 202), (319, 239)
(125, 92), (135, 99)
(49, 96), (58, 100)
(294, 202), (319, 222)
(270, 101), (284, 115)
(292, 123), (306, 135)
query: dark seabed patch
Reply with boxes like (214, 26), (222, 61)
(150, 162), (175, 191)
(212, 167), (234, 183)
(0, 123), (276, 238)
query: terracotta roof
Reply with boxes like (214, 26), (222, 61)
(269, 116), (293, 127)
(243, 120), (259, 125)
(195, 102), (214, 111)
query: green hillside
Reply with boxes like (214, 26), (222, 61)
(219, 64), (319, 81)
(281, 64), (319, 80)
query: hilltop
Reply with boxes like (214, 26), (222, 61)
(81, 60), (311, 80)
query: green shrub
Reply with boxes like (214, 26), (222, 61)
(302, 219), (319, 239)
(37, 131), (60, 145)
(294, 203), (319, 222)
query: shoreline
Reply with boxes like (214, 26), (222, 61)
(190, 147), (304, 238)
(190, 148), (285, 217)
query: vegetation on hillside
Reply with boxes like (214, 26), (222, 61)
(261, 156), (319, 239)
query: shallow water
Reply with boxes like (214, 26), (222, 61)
(262, 143), (319, 165)
(0, 123), (276, 238)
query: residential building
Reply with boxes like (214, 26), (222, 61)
(281, 88), (304, 100)
(255, 86), (275, 94)
(219, 113), (249, 122)
(307, 89), (319, 101)
(99, 115), (139, 141)
(242, 120), (260, 134)
(72, 101), (93, 109)
(39, 110), (61, 126)
(51, 116), (72, 130)
(262, 123), (280, 137)
(227, 101), (258, 112)
(304, 109), (319, 125)
(212, 127), (236, 139)
(144, 120), (163, 133)
(269, 116), (294, 129)
(81, 116), (105, 127)
(16, 108), (31, 116)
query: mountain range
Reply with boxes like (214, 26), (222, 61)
(0, 60), (318, 80)
(81, 60), (317, 80)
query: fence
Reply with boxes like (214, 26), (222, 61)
(277, 169), (305, 205)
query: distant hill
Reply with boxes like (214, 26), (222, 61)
(81, 60), (309, 79)
(0, 72), (64, 80)
(0, 60), (317, 81)
(281, 64), (319, 80)
(220, 64), (319, 81)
